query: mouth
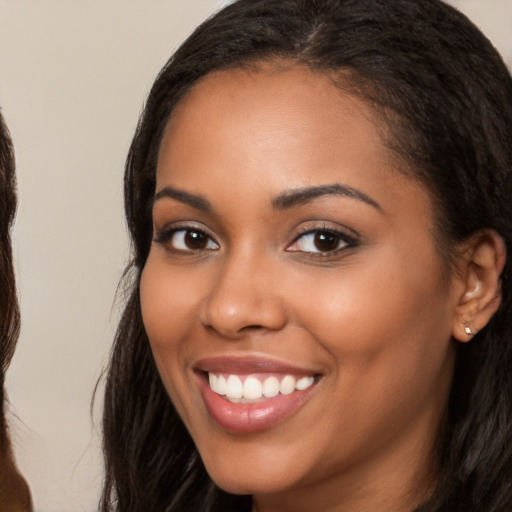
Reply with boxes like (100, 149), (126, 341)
(194, 357), (321, 433)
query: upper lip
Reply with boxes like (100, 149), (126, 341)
(195, 356), (320, 376)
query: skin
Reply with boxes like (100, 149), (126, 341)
(140, 65), (476, 512)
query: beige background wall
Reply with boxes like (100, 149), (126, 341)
(0, 1), (510, 511)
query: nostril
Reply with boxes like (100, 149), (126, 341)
(241, 325), (265, 331)
(199, 292), (287, 338)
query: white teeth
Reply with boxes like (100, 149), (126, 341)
(208, 372), (315, 401)
(209, 373), (227, 395)
(226, 375), (243, 399)
(262, 376), (280, 398)
(296, 376), (315, 390)
(209, 372), (217, 390)
(243, 376), (263, 400)
(216, 375), (227, 395)
(279, 375), (296, 395)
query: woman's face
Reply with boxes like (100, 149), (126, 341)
(141, 65), (461, 508)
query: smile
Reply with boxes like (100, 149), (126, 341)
(208, 372), (315, 403)
(194, 358), (321, 432)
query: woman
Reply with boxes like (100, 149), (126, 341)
(101, 0), (512, 511)
(0, 113), (32, 509)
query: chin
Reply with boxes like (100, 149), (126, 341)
(205, 460), (298, 496)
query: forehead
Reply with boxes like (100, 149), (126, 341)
(160, 64), (400, 181)
(166, 64), (383, 142)
(156, 64), (433, 226)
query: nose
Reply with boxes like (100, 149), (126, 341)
(199, 252), (287, 339)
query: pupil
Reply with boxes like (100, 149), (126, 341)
(314, 231), (338, 251)
(185, 230), (207, 249)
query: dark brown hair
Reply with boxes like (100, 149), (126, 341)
(0, 112), (32, 509)
(0, 110), (20, 451)
(101, 1), (512, 511)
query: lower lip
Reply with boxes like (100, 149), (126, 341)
(198, 375), (317, 433)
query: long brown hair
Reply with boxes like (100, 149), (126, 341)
(0, 110), (31, 510)
(0, 110), (20, 449)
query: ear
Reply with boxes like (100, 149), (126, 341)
(452, 229), (506, 342)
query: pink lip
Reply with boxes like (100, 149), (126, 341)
(195, 356), (316, 376)
(194, 357), (320, 433)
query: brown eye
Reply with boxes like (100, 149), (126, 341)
(184, 230), (208, 249)
(168, 228), (219, 252)
(313, 231), (340, 252)
(287, 228), (356, 254)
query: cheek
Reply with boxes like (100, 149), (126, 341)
(139, 256), (203, 418)
(139, 256), (196, 405)
(284, 250), (455, 463)
(289, 245), (454, 382)
(140, 255), (203, 349)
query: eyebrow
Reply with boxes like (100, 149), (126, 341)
(153, 186), (212, 212)
(272, 183), (382, 211)
(153, 182), (381, 214)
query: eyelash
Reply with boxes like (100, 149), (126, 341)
(154, 225), (359, 257)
